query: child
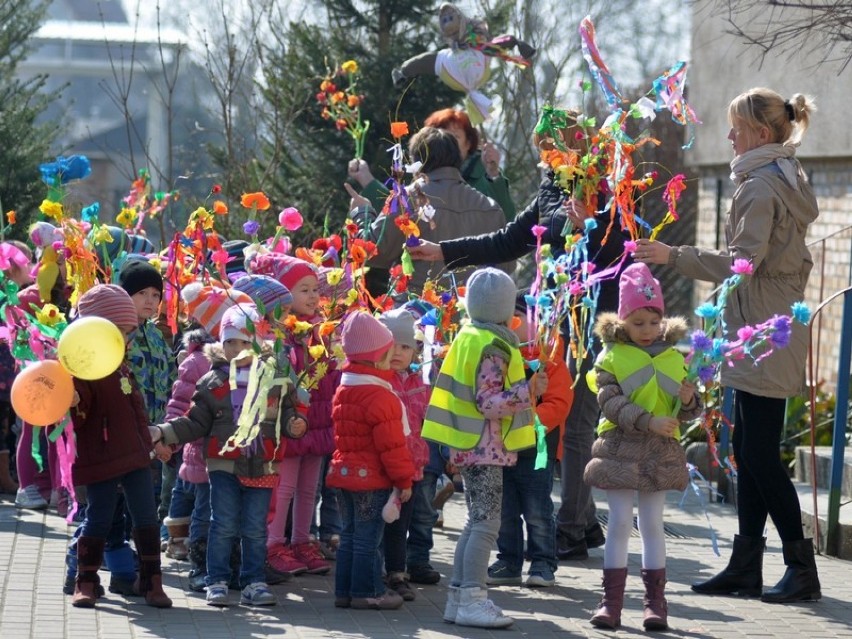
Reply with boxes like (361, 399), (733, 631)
(487, 294), (572, 588)
(259, 255), (338, 576)
(377, 308), (431, 600)
(326, 311), (415, 610)
(152, 304), (306, 607)
(422, 267), (537, 629)
(68, 284), (171, 609)
(584, 263), (701, 630)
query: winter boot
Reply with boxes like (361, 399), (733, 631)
(641, 568), (668, 630)
(387, 571), (416, 601)
(590, 567), (628, 629)
(691, 534), (764, 597)
(72, 537), (106, 608)
(454, 586), (514, 629)
(0, 450), (18, 494)
(163, 516), (190, 560)
(104, 543), (139, 596)
(133, 526), (173, 608)
(187, 539), (208, 593)
(761, 538), (822, 603)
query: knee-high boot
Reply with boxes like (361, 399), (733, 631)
(641, 568), (668, 630)
(761, 538), (821, 603)
(590, 567), (628, 629)
(691, 534), (764, 597)
(72, 537), (105, 608)
(133, 526), (173, 608)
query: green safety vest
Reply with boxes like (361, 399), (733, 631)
(422, 324), (535, 451)
(588, 343), (685, 436)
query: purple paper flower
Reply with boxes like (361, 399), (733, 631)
(690, 330), (713, 351)
(243, 220), (260, 236)
(697, 365), (716, 385)
(405, 235), (421, 247)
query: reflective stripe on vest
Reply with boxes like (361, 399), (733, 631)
(421, 324), (535, 452)
(593, 343), (685, 435)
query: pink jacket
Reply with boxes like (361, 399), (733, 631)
(390, 370), (431, 482)
(167, 329), (215, 484)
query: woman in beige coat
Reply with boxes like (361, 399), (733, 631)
(636, 87), (821, 605)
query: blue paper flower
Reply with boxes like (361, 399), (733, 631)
(791, 302), (811, 325)
(39, 155), (92, 185)
(243, 220), (260, 236)
(80, 202), (100, 223)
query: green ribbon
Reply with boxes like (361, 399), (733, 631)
(534, 106), (576, 151)
(533, 414), (548, 470)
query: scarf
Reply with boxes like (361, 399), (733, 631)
(729, 143), (804, 190)
(127, 320), (173, 424)
(470, 319), (521, 347)
(340, 371), (411, 435)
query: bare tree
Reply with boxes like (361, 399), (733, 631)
(707, 0), (852, 72)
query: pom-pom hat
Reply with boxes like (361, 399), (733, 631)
(181, 282), (253, 338)
(220, 304), (260, 342)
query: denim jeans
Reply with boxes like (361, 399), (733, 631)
(207, 471), (272, 587)
(336, 488), (390, 599)
(168, 477), (195, 519)
(158, 460), (177, 539)
(80, 467), (159, 538)
(406, 472), (438, 568)
(311, 454), (341, 539)
(190, 481), (211, 543)
(497, 457), (557, 572)
(66, 492), (132, 579)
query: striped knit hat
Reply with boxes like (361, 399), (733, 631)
(76, 284), (138, 328)
(251, 253), (318, 290)
(127, 233), (155, 255)
(220, 304), (260, 342)
(342, 311), (394, 363)
(181, 282), (253, 338)
(221, 240), (250, 279)
(232, 274), (293, 314)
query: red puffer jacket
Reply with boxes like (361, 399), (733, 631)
(326, 362), (415, 492)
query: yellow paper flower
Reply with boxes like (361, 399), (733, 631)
(190, 206), (214, 230)
(148, 257), (162, 271)
(120, 377), (133, 395)
(331, 344), (346, 363)
(35, 304), (66, 327)
(308, 344), (326, 360)
(39, 199), (64, 222)
(325, 268), (344, 286)
(116, 207), (138, 227)
(294, 320), (313, 334)
(91, 225), (115, 245)
(344, 289), (358, 306)
(341, 60), (359, 74)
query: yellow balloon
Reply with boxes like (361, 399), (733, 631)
(57, 317), (126, 380)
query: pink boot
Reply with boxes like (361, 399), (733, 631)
(590, 567), (628, 629)
(641, 568), (668, 630)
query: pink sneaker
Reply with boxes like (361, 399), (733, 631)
(291, 542), (331, 575)
(267, 544), (308, 576)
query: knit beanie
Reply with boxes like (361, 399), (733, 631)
(219, 304), (260, 342)
(181, 282), (254, 338)
(232, 274), (293, 314)
(118, 259), (163, 297)
(341, 311), (394, 363)
(618, 262), (665, 320)
(127, 233), (155, 255)
(76, 284), (139, 328)
(251, 253), (318, 290)
(465, 267), (517, 324)
(220, 240), (250, 279)
(378, 308), (417, 349)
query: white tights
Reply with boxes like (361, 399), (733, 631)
(603, 489), (667, 570)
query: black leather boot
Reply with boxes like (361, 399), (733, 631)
(761, 538), (821, 603)
(692, 534), (764, 597)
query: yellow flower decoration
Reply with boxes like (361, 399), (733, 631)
(116, 207), (138, 227)
(294, 320), (313, 334)
(325, 268), (344, 286)
(148, 257), (162, 271)
(308, 344), (326, 360)
(91, 225), (115, 245)
(341, 60), (359, 74)
(331, 343), (346, 363)
(190, 206), (214, 230)
(35, 304), (66, 327)
(344, 289), (358, 306)
(39, 199), (64, 222)
(120, 377), (133, 395)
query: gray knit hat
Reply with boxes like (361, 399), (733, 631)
(465, 267), (517, 324)
(378, 308), (417, 349)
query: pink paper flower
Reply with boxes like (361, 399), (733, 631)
(737, 325), (755, 341)
(278, 207), (303, 231)
(531, 224), (547, 239)
(624, 240), (637, 253)
(732, 259), (753, 275)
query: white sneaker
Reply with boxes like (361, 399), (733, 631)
(206, 582), (230, 607)
(240, 582), (276, 606)
(455, 587), (513, 629)
(443, 585), (459, 623)
(15, 485), (48, 510)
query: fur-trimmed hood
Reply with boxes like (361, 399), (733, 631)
(594, 312), (689, 347)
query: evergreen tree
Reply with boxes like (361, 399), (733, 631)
(257, 0), (459, 239)
(0, 0), (61, 240)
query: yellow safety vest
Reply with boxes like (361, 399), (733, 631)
(422, 324), (535, 451)
(588, 343), (685, 436)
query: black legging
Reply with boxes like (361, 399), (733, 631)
(733, 389), (804, 541)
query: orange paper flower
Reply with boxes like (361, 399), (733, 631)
(240, 192), (271, 210)
(213, 200), (228, 215)
(390, 121), (409, 138)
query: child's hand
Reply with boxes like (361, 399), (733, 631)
(679, 381), (697, 405)
(289, 416), (307, 438)
(531, 372), (548, 397)
(153, 441), (172, 462)
(399, 488), (412, 503)
(649, 416), (679, 438)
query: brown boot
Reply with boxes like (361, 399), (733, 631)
(163, 516), (190, 560)
(72, 537), (105, 608)
(590, 567), (628, 629)
(0, 451), (18, 494)
(641, 568), (668, 630)
(133, 526), (173, 608)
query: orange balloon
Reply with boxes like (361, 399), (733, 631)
(10, 360), (75, 427)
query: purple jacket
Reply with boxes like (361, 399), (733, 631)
(283, 320), (340, 457)
(166, 329), (215, 484)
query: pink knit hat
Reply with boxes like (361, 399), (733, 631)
(618, 263), (665, 320)
(76, 284), (139, 328)
(251, 253), (318, 291)
(341, 311), (394, 363)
